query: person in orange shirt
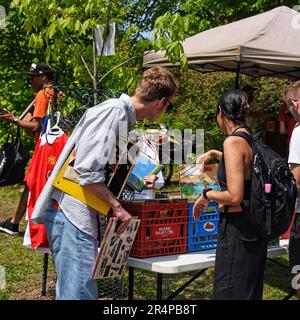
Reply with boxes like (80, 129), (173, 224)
(0, 63), (55, 235)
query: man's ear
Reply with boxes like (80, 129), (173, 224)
(161, 97), (168, 107)
(154, 98), (162, 108)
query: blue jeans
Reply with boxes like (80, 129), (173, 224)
(45, 203), (99, 300)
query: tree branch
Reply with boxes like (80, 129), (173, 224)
(63, 30), (95, 82)
(98, 56), (141, 84)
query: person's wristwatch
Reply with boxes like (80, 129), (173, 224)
(203, 188), (212, 200)
(13, 118), (18, 124)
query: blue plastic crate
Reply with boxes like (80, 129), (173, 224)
(187, 202), (220, 252)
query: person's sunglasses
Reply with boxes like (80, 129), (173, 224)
(164, 97), (174, 112)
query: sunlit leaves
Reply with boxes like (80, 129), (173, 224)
(152, 12), (190, 70)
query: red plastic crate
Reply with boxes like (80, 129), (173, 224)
(122, 200), (188, 258)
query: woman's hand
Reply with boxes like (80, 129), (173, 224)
(144, 175), (158, 189)
(196, 151), (212, 164)
(193, 195), (210, 220)
(196, 151), (213, 172)
(196, 149), (222, 166)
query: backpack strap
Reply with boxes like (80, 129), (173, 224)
(230, 130), (254, 147)
(229, 130), (254, 211)
(232, 130), (272, 237)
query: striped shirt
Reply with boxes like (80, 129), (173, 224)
(52, 94), (136, 238)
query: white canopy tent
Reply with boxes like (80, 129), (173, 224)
(143, 6), (300, 81)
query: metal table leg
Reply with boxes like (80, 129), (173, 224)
(41, 253), (49, 296)
(157, 273), (163, 300)
(128, 267), (134, 300)
(166, 268), (208, 300)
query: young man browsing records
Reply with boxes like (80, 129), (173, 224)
(31, 67), (177, 300)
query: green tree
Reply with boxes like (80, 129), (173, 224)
(8, 0), (179, 89)
(0, 0), (178, 146)
(0, 0), (45, 149)
(151, 1), (299, 69)
(180, 0), (297, 34)
(150, 1), (295, 151)
(0, 0), (296, 153)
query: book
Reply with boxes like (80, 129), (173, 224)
(179, 163), (221, 198)
(91, 217), (140, 279)
(127, 151), (162, 193)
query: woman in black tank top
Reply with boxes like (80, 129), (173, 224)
(193, 89), (268, 300)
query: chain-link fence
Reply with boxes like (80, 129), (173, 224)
(44, 84), (123, 134)
(97, 215), (126, 299)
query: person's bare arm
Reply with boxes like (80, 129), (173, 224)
(291, 163), (300, 196)
(15, 118), (41, 132)
(196, 149), (222, 164)
(200, 137), (245, 206)
(0, 111), (41, 132)
(209, 149), (223, 161)
(84, 182), (132, 236)
(279, 121), (287, 135)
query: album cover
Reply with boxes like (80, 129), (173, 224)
(92, 217), (140, 279)
(179, 163), (221, 198)
(127, 151), (162, 192)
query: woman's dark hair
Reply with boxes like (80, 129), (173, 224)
(217, 89), (250, 124)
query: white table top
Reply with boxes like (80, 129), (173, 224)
(127, 239), (289, 274)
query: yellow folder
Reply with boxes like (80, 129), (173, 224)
(52, 149), (111, 215)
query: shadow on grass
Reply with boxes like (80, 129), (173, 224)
(123, 268), (214, 300)
(17, 231), (25, 238)
(264, 255), (295, 300)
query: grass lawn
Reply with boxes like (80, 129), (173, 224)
(0, 184), (296, 300)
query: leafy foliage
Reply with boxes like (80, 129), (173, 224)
(0, 0), (295, 153)
(0, 0), (45, 150)
(179, 0), (297, 34)
(159, 69), (288, 152)
(151, 12), (190, 70)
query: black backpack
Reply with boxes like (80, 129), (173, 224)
(0, 127), (30, 187)
(232, 130), (297, 241)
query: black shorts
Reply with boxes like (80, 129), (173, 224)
(289, 212), (300, 273)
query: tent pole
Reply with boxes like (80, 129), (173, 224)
(235, 59), (241, 89)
